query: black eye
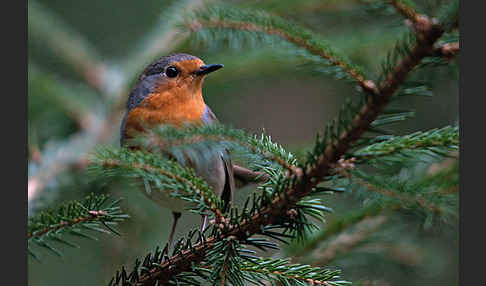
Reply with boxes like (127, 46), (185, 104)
(165, 66), (179, 78)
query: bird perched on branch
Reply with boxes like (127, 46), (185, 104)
(120, 53), (265, 248)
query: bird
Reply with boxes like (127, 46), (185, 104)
(119, 53), (265, 249)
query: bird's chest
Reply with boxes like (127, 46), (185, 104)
(125, 96), (205, 131)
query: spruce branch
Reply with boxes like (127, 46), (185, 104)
(239, 257), (349, 286)
(305, 13), (446, 181)
(91, 147), (225, 218)
(28, 193), (128, 259)
(238, 0), (365, 15)
(219, 243), (232, 286)
(185, 5), (377, 95)
(136, 124), (299, 178)
(291, 160), (457, 263)
(353, 126), (458, 160)
(164, 251), (349, 286)
(205, 238), (244, 286)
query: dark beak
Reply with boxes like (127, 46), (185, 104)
(195, 64), (224, 76)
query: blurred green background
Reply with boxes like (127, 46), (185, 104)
(28, 0), (458, 285)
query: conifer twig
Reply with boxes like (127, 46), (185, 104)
(144, 127), (299, 175)
(187, 16), (378, 95)
(305, 14), (444, 182)
(28, 210), (109, 239)
(353, 126), (459, 159)
(241, 266), (334, 285)
(101, 158), (226, 221)
(219, 239), (233, 286)
(28, 194), (128, 258)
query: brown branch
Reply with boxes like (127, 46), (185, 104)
(306, 21), (444, 181)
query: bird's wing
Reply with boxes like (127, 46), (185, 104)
(202, 105), (234, 208)
(202, 105), (269, 191)
(220, 151), (235, 211)
(201, 104), (220, 125)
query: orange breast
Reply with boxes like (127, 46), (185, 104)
(124, 89), (206, 139)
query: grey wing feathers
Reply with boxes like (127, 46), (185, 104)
(203, 104), (266, 192)
(203, 105), (234, 208)
(220, 151), (235, 211)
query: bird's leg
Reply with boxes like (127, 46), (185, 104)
(168, 212), (181, 251)
(200, 214), (208, 232)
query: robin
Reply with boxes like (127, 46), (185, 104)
(120, 53), (265, 248)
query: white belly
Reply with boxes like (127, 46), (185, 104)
(141, 179), (190, 213)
